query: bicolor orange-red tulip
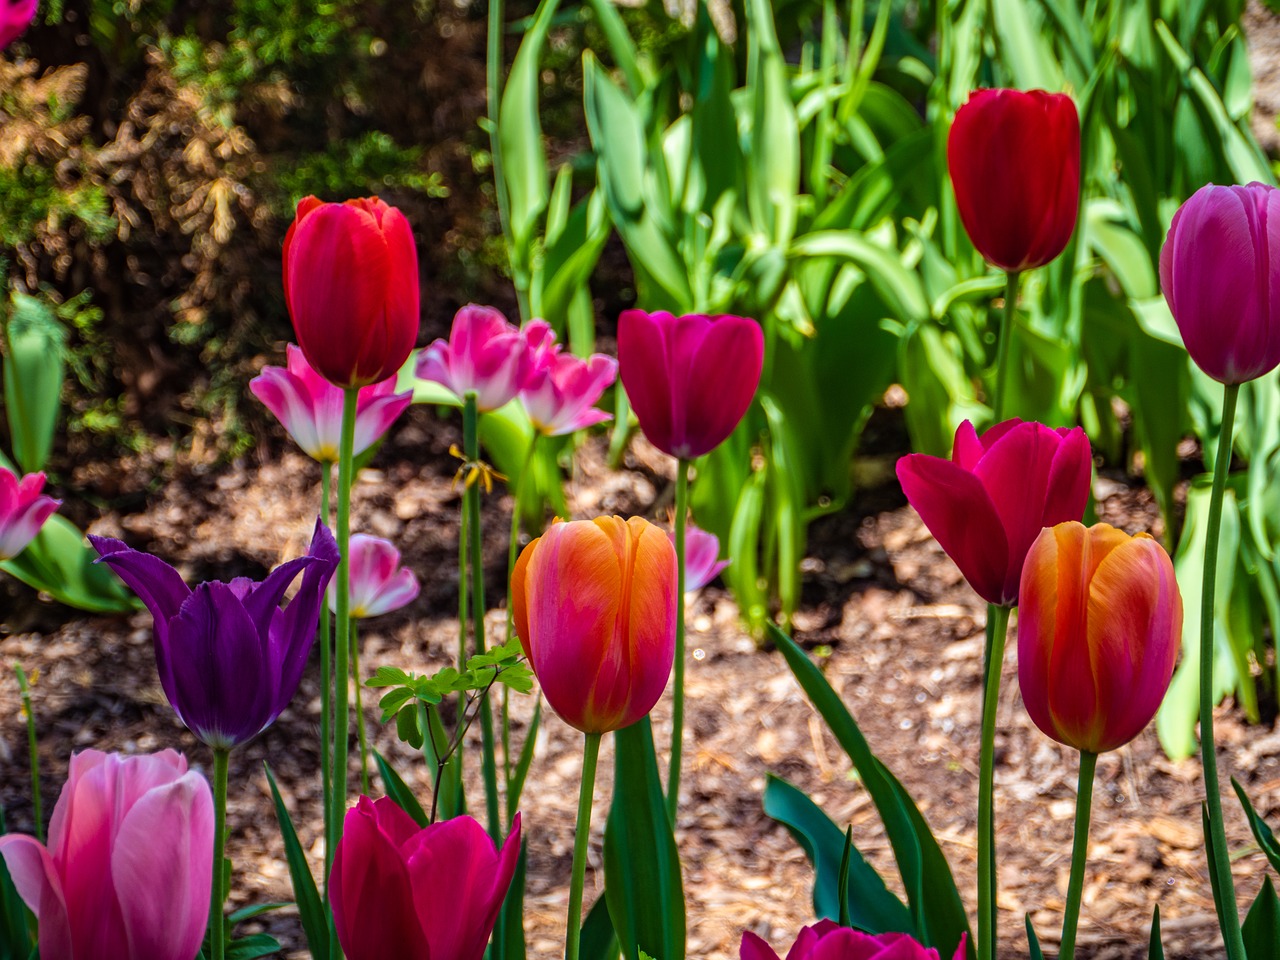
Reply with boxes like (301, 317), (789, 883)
(1017, 522), (1181, 754)
(511, 516), (676, 734)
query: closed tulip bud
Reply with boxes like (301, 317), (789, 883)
(741, 922), (966, 960)
(0, 466), (59, 561)
(1018, 521), (1181, 754)
(511, 516), (677, 734)
(896, 419), (1092, 606)
(948, 89), (1080, 272)
(1, 0), (36, 47)
(283, 196), (420, 388)
(417, 304), (539, 412)
(617, 310), (764, 460)
(0, 749), (213, 960)
(1160, 182), (1280, 384)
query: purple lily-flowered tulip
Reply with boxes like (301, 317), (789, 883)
(328, 534), (419, 618)
(673, 522), (730, 591)
(89, 520), (339, 750)
(0, 466), (60, 561)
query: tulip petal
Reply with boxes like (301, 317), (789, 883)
(618, 310), (677, 455)
(616, 517), (677, 729)
(0, 834), (74, 960)
(740, 932), (784, 960)
(678, 314), (764, 458)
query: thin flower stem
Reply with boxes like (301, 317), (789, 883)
(666, 458), (690, 824)
(350, 619), (371, 796)
(485, 0), (529, 322)
(1201, 382), (1245, 960)
(318, 466), (332, 868)
(993, 270), (1020, 422)
(14, 665), (41, 843)
(566, 732), (602, 960)
(977, 602), (1011, 960)
(1058, 750), (1098, 960)
(211, 747), (230, 960)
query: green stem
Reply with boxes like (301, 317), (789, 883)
(977, 602), (1011, 960)
(666, 458), (690, 824)
(15, 665), (41, 843)
(1058, 750), (1098, 960)
(565, 732), (602, 960)
(465, 393), (502, 842)
(486, 0), (529, 322)
(351, 619), (370, 796)
(211, 747), (230, 960)
(993, 270), (1020, 421)
(318, 466), (332, 869)
(1200, 382), (1245, 960)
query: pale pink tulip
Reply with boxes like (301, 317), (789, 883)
(0, 466), (59, 561)
(675, 522), (729, 591)
(417, 305), (540, 412)
(328, 534), (420, 618)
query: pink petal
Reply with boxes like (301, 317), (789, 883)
(0, 834), (74, 960)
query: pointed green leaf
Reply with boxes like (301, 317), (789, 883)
(264, 764), (330, 958)
(1244, 876), (1280, 960)
(1232, 778), (1280, 875)
(374, 751), (429, 828)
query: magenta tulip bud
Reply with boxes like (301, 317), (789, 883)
(0, 750), (213, 960)
(617, 310), (764, 459)
(1160, 182), (1280, 384)
(0, 466), (59, 561)
(0, 0), (37, 48)
(250, 344), (412, 463)
(675, 521), (729, 591)
(896, 419), (1092, 606)
(741, 922), (966, 960)
(417, 304), (540, 412)
(328, 533), (420, 618)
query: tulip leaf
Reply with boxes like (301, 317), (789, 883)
(1243, 876), (1280, 960)
(771, 625), (973, 959)
(1232, 778), (1280, 876)
(788, 232), (928, 324)
(604, 716), (685, 960)
(507, 697), (542, 823)
(0, 805), (34, 959)
(1025, 914), (1044, 960)
(3, 291), (65, 474)
(580, 894), (620, 960)
(374, 751), (430, 828)
(1148, 906), (1165, 960)
(493, 839), (529, 960)
(3, 515), (139, 614)
(761, 774), (913, 934)
(744, 0), (799, 246)
(264, 763), (330, 959)
(224, 933), (282, 960)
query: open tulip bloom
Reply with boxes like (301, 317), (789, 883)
(329, 533), (419, 619)
(519, 341), (617, 436)
(677, 521), (730, 591)
(0, 466), (61, 561)
(418, 304), (540, 413)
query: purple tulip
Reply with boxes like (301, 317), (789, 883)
(617, 310), (764, 459)
(0, 0), (37, 48)
(0, 466), (59, 560)
(518, 322), (616, 436)
(674, 521), (730, 591)
(1160, 181), (1280, 384)
(417, 304), (541, 412)
(329, 533), (420, 618)
(0, 749), (213, 960)
(250, 344), (412, 462)
(90, 520), (339, 749)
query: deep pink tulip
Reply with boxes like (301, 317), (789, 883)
(328, 533), (420, 618)
(895, 419), (1091, 606)
(617, 310), (764, 460)
(331, 797), (521, 960)
(0, 466), (59, 560)
(250, 344), (412, 462)
(742, 922), (966, 960)
(1160, 182), (1280, 385)
(417, 304), (541, 412)
(675, 521), (729, 591)
(0, 749), (213, 960)
(0, 0), (36, 47)
(520, 337), (617, 435)
(1019, 522), (1181, 754)
(283, 196), (420, 388)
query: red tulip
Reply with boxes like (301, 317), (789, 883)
(1018, 522), (1181, 754)
(896, 419), (1091, 606)
(948, 89), (1080, 272)
(617, 310), (764, 459)
(283, 196), (420, 388)
(741, 922), (966, 960)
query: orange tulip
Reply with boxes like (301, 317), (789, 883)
(511, 516), (676, 734)
(1017, 522), (1181, 754)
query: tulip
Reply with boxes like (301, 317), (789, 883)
(511, 515), (676, 734)
(0, 0), (36, 47)
(1160, 181), (1280, 385)
(417, 304), (541, 412)
(741, 923), (966, 960)
(676, 521), (729, 591)
(896, 419), (1091, 607)
(283, 196), (420, 388)
(250, 344), (412, 462)
(947, 89), (1080, 272)
(0, 466), (60, 561)
(519, 337), (617, 436)
(0, 749), (213, 960)
(90, 519), (339, 749)
(1018, 521), (1181, 754)
(616, 310), (764, 460)
(329, 533), (419, 618)
(331, 798), (521, 960)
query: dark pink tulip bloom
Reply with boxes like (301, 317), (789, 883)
(0, 466), (59, 560)
(519, 326), (616, 435)
(417, 304), (540, 412)
(895, 419), (1091, 606)
(331, 797), (522, 960)
(328, 533), (420, 618)
(0, 0), (36, 48)
(617, 310), (764, 459)
(0, 749), (213, 960)
(742, 922), (966, 960)
(250, 344), (412, 462)
(675, 521), (729, 591)
(1160, 181), (1280, 384)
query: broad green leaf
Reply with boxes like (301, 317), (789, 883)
(990, 0), (1060, 89)
(1232, 778), (1280, 875)
(4, 291), (65, 474)
(580, 894), (620, 960)
(264, 764), (330, 959)
(224, 934), (281, 960)
(0, 805), (33, 959)
(745, 0), (799, 245)
(3, 515), (139, 613)
(1243, 876), (1280, 960)
(899, 325), (987, 457)
(1148, 906), (1164, 960)
(373, 751), (429, 827)
(789, 232), (927, 322)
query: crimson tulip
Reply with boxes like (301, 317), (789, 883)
(283, 196), (420, 388)
(0, 0), (35, 47)
(742, 922), (966, 960)
(948, 89), (1080, 272)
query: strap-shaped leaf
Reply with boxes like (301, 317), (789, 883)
(264, 764), (330, 959)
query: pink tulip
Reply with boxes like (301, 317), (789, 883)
(328, 533), (420, 618)
(250, 344), (412, 462)
(0, 0), (37, 48)
(675, 521), (729, 591)
(742, 922), (966, 960)
(0, 466), (60, 561)
(0, 749), (213, 960)
(520, 336), (617, 435)
(417, 304), (540, 412)
(331, 797), (521, 960)
(895, 419), (1091, 606)
(617, 310), (764, 459)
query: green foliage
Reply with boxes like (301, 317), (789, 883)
(275, 132), (449, 213)
(0, 166), (111, 249)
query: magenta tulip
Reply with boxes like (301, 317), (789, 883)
(676, 521), (729, 591)
(331, 798), (521, 960)
(417, 304), (541, 412)
(742, 922), (966, 960)
(0, 0), (36, 47)
(0, 749), (213, 960)
(617, 310), (764, 459)
(518, 325), (617, 436)
(329, 533), (420, 618)
(896, 419), (1091, 606)
(0, 466), (59, 561)
(1160, 181), (1280, 385)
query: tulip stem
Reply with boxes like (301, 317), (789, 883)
(667, 457), (690, 824)
(318, 466), (332, 872)
(464, 392), (503, 843)
(328, 388), (358, 891)
(993, 270), (1020, 421)
(14, 665), (41, 842)
(350, 620), (371, 796)
(977, 602), (1011, 960)
(1059, 750), (1097, 960)
(566, 731), (601, 960)
(211, 746), (230, 960)
(1200, 382), (1245, 960)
